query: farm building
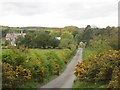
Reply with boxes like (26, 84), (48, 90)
(6, 31), (26, 46)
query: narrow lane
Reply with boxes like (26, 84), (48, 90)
(39, 48), (82, 88)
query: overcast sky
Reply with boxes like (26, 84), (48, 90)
(0, 0), (119, 28)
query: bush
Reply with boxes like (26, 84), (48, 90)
(2, 63), (16, 88)
(74, 50), (120, 88)
(2, 48), (74, 89)
(107, 66), (120, 89)
(2, 63), (32, 89)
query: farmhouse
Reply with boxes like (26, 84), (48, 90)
(6, 31), (26, 46)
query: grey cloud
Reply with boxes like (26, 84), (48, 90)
(0, 1), (117, 20)
(57, 2), (117, 20)
(0, 2), (56, 16)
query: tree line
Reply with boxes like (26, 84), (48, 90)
(2, 25), (118, 50)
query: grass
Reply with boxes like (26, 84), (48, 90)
(17, 72), (60, 90)
(82, 47), (98, 60)
(82, 46), (111, 60)
(73, 81), (106, 89)
(17, 75), (58, 89)
(18, 81), (39, 90)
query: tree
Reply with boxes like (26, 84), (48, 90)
(62, 26), (78, 32)
(49, 31), (60, 38)
(16, 33), (34, 48)
(82, 25), (93, 46)
(34, 31), (50, 48)
(59, 32), (74, 49)
(49, 37), (60, 48)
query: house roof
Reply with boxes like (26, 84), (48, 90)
(6, 33), (26, 39)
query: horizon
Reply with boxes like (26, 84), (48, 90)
(0, 25), (119, 28)
(1, 24), (118, 28)
(0, 25), (118, 29)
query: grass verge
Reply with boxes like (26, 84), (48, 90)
(73, 81), (106, 89)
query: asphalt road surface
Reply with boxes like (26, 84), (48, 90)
(39, 48), (82, 89)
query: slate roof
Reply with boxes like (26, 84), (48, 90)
(6, 33), (26, 40)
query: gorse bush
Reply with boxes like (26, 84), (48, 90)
(2, 63), (32, 89)
(74, 50), (120, 89)
(2, 63), (16, 88)
(107, 66), (120, 89)
(2, 48), (74, 89)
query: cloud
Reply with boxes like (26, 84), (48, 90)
(0, 2), (54, 16)
(56, 1), (117, 20)
(0, 0), (119, 27)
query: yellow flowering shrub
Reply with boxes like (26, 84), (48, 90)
(15, 65), (32, 80)
(2, 63), (16, 88)
(51, 60), (60, 75)
(2, 63), (32, 88)
(74, 62), (85, 78)
(74, 50), (120, 88)
(2, 48), (74, 89)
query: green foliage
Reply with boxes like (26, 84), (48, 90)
(89, 39), (112, 53)
(74, 50), (120, 88)
(49, 38), (60, 48)
(2, 25), (119, 89)
(16, 30), (60, 49)
(16, 33), (34, 48)
(34, 31), (50, 48)
(107, 66), (120, 89)
(2, 63), (32, 88)
(49, 31), (60, 38)
(74, 26), (118, 88)
(73, 81), (106, 88)
(59, 31), (74, 49)
(82, 25), (93, 45)
(74, 34), (82, 45)
(62, 26), (78, 32)
(2, 48), (27, 66)
(81, 26), (118, 50)
(2, 63), (16, 88)
(2, 48), (74, 89)
(1, 27), (10, 37)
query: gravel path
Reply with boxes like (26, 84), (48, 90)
(39, 48), (82, 89)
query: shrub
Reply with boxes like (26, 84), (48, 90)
(74, 50), (120, 88)
(2, 49), (73, 89)
(2, 63), (32, 89)
(2, 63), (16, 88)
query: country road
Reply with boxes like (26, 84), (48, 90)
(39, 48), (82, 89)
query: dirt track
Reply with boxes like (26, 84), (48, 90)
(39, 48), (82, 88)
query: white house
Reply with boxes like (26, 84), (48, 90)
(55, 37), (61, 40)
(6, 31), (26, 46)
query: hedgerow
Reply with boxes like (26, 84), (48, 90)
(74, 50), (120, 89)
(2, 48), (74, 89)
